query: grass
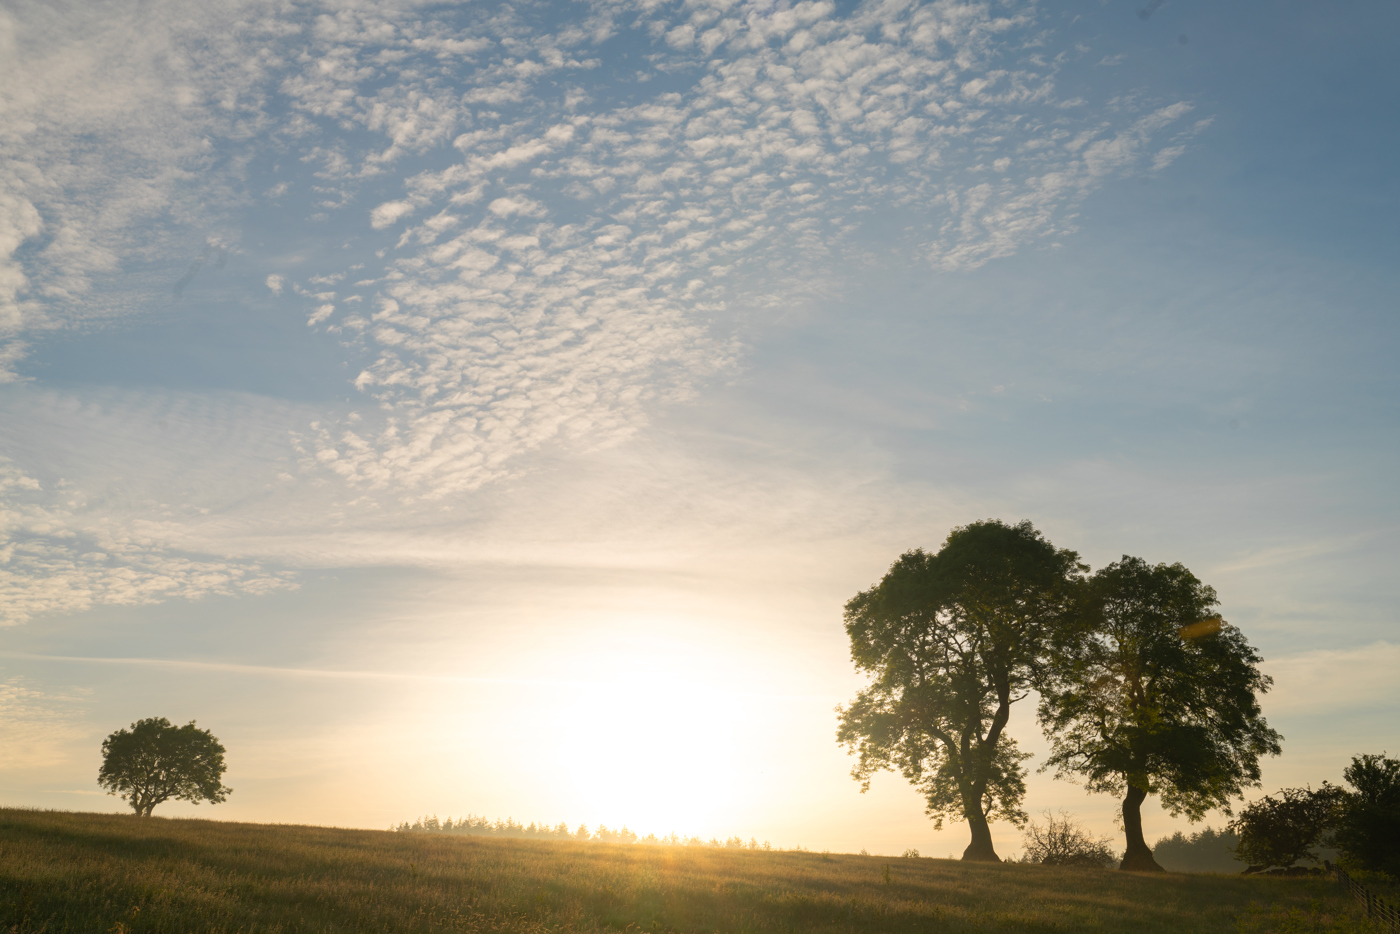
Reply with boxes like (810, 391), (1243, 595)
(0, 808), (1384, 934)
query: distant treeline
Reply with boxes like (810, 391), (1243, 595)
(1151, 827), (1244, 873)
(1150, 825), (1339, 873)
(395, 815), (779, 850)
(399, 817), (1289, 868)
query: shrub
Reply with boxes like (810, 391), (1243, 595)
(1333, 753), (1400, 877)
(1228, 785), (1344, 869)
(1020, 811), (1115, 868)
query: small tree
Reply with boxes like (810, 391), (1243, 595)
(1333, 753), (1400, 877)
(838, 520), (1086, 861)
(1038, 557), (1282, 871)
(1020, 811), (1116, 868)
(1229, 785), (1344, 870)
(98, 717), (231, 817)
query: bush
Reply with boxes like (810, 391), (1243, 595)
(1228, 785), (1344, 869)
(1020, 811), (1115, 868)
(1333, 753), (1400, 877)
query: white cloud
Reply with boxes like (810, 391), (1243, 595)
(265, 274), (285, 295)
(486, 196), (546, 217)
(370, 200), (416, 229)
(0, 190), (43, 330)
(0, 338), (30, 385)
(268, 0), (1198, 495)
(2, 0), (1204, 512)
(1151, 145), (1187, 172)
(0, 2), (269, 346)
(0, 414), (297, 625)
(1081, 102), (1195, 178)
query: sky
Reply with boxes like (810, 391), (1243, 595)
(0, 0), (1397, 859)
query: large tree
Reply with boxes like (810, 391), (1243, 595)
(98, 717), (232, 817)
(837, 520), (1085, 861)
(1038, 557), (1282, 871)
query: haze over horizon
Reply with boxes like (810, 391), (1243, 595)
(1, 0), (1396, 858)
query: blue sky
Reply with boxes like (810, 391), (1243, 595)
(0, 0), (1396, 856)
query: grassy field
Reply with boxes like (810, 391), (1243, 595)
(0, 808), (1382, 934)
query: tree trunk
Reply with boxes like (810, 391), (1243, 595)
(961, 810), (1001, 862)
(1119, 783), (1164, 872)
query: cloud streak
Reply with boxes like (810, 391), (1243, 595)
(0, 675), (88, 769)
(1262, 641), (1400, 715)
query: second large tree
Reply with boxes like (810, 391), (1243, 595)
(837, 520), (1084, 861)
(1037, 557), (1282, 871)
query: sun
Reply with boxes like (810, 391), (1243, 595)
(552, 675), (748, 838)
(416, 609), (780, 839)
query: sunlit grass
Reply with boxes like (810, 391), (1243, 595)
(0, 808), (1381, 933)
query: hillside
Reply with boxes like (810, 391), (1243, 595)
(0, 808), (1378, 933)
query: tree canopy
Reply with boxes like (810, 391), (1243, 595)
(1037, 557), (1282, 871)
(98, 717), (231, 817)
(1333, 752), (1400, 876)
(1228, 784), (1345, 870)
(837, 520), (1085, 861)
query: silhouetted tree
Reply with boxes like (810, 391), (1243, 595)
(837, 520), (1086, 861)
(98, 717), (231, 817)
(1038, 557), (1282, 871)
(1333, 753), (1400, 876)
(1229, 784), (1344, 870)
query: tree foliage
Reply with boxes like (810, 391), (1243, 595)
(1228, 785), (1345, 869)
(837, 520), (1085, 861)
(1333, 753), (1400, 877)
(98, 717), (231, 817)
(1037, 557), (1282, 871)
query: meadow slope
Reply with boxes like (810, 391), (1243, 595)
(0, 809), (1378, 933)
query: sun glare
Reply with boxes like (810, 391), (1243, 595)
(498, 618), (771, 838)
(553, 678), (747, 837)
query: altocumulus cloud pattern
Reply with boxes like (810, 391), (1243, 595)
(0, 0), (1202, 617)
(0, 457), (292, 625)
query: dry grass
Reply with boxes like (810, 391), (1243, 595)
(0, 808), (1381, 933)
